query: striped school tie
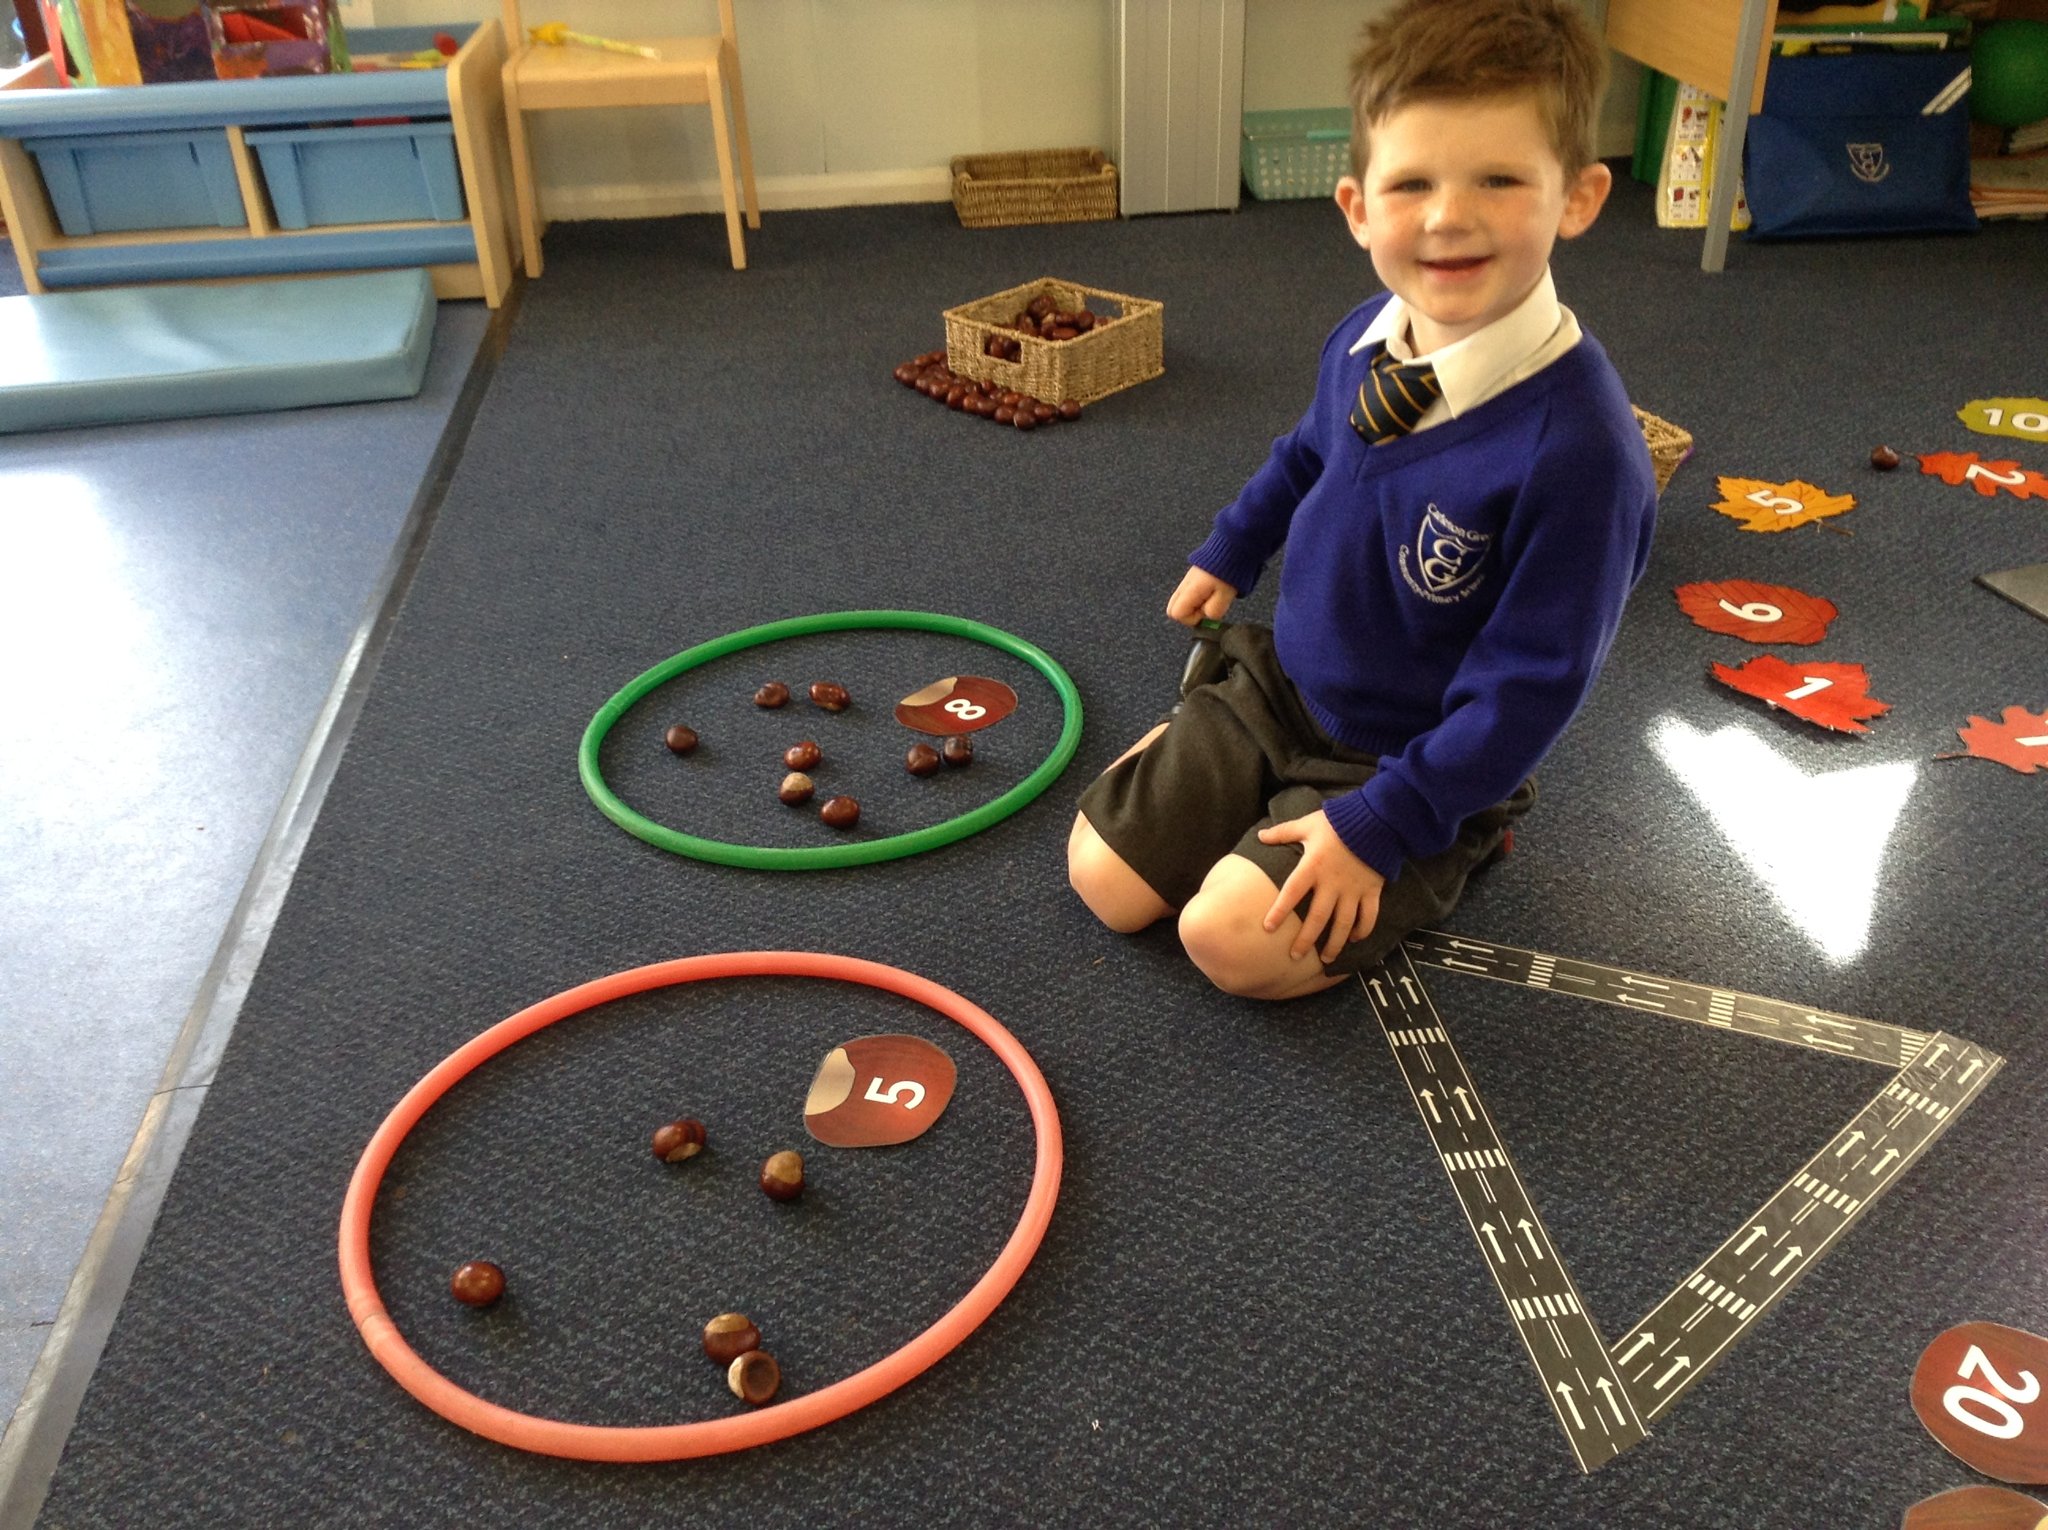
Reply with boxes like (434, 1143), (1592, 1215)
(1350, 344), (1441, 444)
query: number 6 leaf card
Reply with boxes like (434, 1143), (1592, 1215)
(895, 676), (1018, 736)
(1675, 579), (1838, 645)
(804, 1034), (957, 1147)
(1712, 475), (1857, 534)
(1912, 1322), (2048, 1485)
(1710, 655), (1891, 734)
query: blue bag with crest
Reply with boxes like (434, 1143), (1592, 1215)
(1743, 50), (1978, 239)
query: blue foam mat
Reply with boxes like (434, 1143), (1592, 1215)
(0, 267), (436, 433)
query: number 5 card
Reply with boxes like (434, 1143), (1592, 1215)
(805, 1034), (958, 1148)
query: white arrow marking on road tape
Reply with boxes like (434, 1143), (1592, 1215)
(1835, 1131), (1864, 1157)
(1369, 978), (1388, 1007)
(1557, 1384), (1584, 1431)
(1617, 1332), (1654, 1366)
(1737, 1225), (1767, 1255)
(1481, 1223), (1505, 1261)
(1961, 1058), (1984, 1084)
(1518, 1219), (1545, 1260)
(1654, 1356), (1692, 1391)
(1454, 1086), (1477, 1122)
(1618, 994), (1669, 1011)
(1771, 1246), (1803, 1277)
(1596, 1376), (1627, 1427)
(1870, 1147), (1900, 1175)
(1420, 1090), (1441, 1124)
(1446, 938), (1494, 953)
(1399, 976), (1421, 1003)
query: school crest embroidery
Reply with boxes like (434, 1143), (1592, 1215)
(1847, 142), (1891, 184)
(1400, 503), (1493, 605)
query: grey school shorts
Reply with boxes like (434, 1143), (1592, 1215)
(1076, 622), (1534, 976)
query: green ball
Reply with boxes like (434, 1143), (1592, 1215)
(1970, 19), (2048, 131)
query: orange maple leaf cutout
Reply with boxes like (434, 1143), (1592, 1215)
(1674, 579), (1838, 645)
(1712, 476), (1857, 533)
(1710, 655), (1891, 734)
(1938, 705), (2048, 774)
(1917, 451), (2048, 500)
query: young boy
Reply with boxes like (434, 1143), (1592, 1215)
(1068, 0), (1658, 999)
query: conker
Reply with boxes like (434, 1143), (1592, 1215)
(702, 1312), (761, 1366)
(941, 736), (974, 768)
(1012, 409), (1036, 431)
(728, 1349), (781, 1405)
(754, 681), (790, 708)
(760, 1149), (806, 1200)
(784, 740), (822, 771)
(450, 1260), (505, 1308)
(818, 795), (860, 830)
(809, 681), (850, 712)
(1871, 445), (1901, 471)
(663, 724), (699, 755)
(906, 743), (942, 776)
(779, 772), (815, 806)
(1058, 400), (1082, 421)
(652, 1118), (706, 1162)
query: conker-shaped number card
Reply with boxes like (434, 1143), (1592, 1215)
(894, 676), (1017, 736)
(805, 1034), (957, 1148)
(1912, 1322), (2048, 1485)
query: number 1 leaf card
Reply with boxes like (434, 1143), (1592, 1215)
(1918, 451), (2048, 501)
(1674, 579), (1838, 645)
(1710, 655), (1891, 734)
(1712, 476), (1857, 534)
(1937, 705), (2048, 774)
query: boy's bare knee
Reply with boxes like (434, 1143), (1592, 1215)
(1180, 858), (1343, 1001)
(1068, 814), (1170, 933)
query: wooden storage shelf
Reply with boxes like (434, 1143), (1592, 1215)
(0, 22), (518, 304)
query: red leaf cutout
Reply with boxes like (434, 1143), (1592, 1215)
(1674, 579), (1838, 645)
(1917, 451), (2048, 500)
(1710, 655), (1891, 734)
(1943, 705), (2048, 774)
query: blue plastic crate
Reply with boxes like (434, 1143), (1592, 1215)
(246, 120), (465, 230)
(25, 130), (246, 237)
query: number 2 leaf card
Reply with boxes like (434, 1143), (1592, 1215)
(1918, 451), (2048, 501)
(1709, 655), (1891, 734)
(1937, 705), (2048, 774)
(1674, 579), (1838, 645)
(1712, 475), (1857, 534)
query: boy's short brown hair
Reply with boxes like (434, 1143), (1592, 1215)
(1348, 0), (1609, 178)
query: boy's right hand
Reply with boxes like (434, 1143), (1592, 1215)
(1167, 567), (1238, 627)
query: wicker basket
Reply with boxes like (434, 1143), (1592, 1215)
(950, 149), (1119, 229)
(1240, 108), (1353, 201)
(944, 277), (1163, 406)
(1633, 406), (1693, 494)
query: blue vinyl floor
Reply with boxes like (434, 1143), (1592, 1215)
(0, 244), (491, 1442)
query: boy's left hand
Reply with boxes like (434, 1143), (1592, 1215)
(1257, 809), (1386, 964)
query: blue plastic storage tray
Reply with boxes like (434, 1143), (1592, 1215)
(246, 120), (465, 229)
(24, 129), (246, 236)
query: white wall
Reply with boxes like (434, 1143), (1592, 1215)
(375, 0), (1639, 220)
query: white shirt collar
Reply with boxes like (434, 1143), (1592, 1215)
(1349, 269), (1564, 419)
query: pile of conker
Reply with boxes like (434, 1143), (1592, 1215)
(892, 349), (1083, 431)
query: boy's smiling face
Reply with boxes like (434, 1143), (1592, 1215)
(1335, 90), (1611, 355)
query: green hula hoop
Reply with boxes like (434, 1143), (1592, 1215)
(580, 611), (1083, 871)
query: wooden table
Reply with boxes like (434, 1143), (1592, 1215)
(1605, 0), (1782, 271)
